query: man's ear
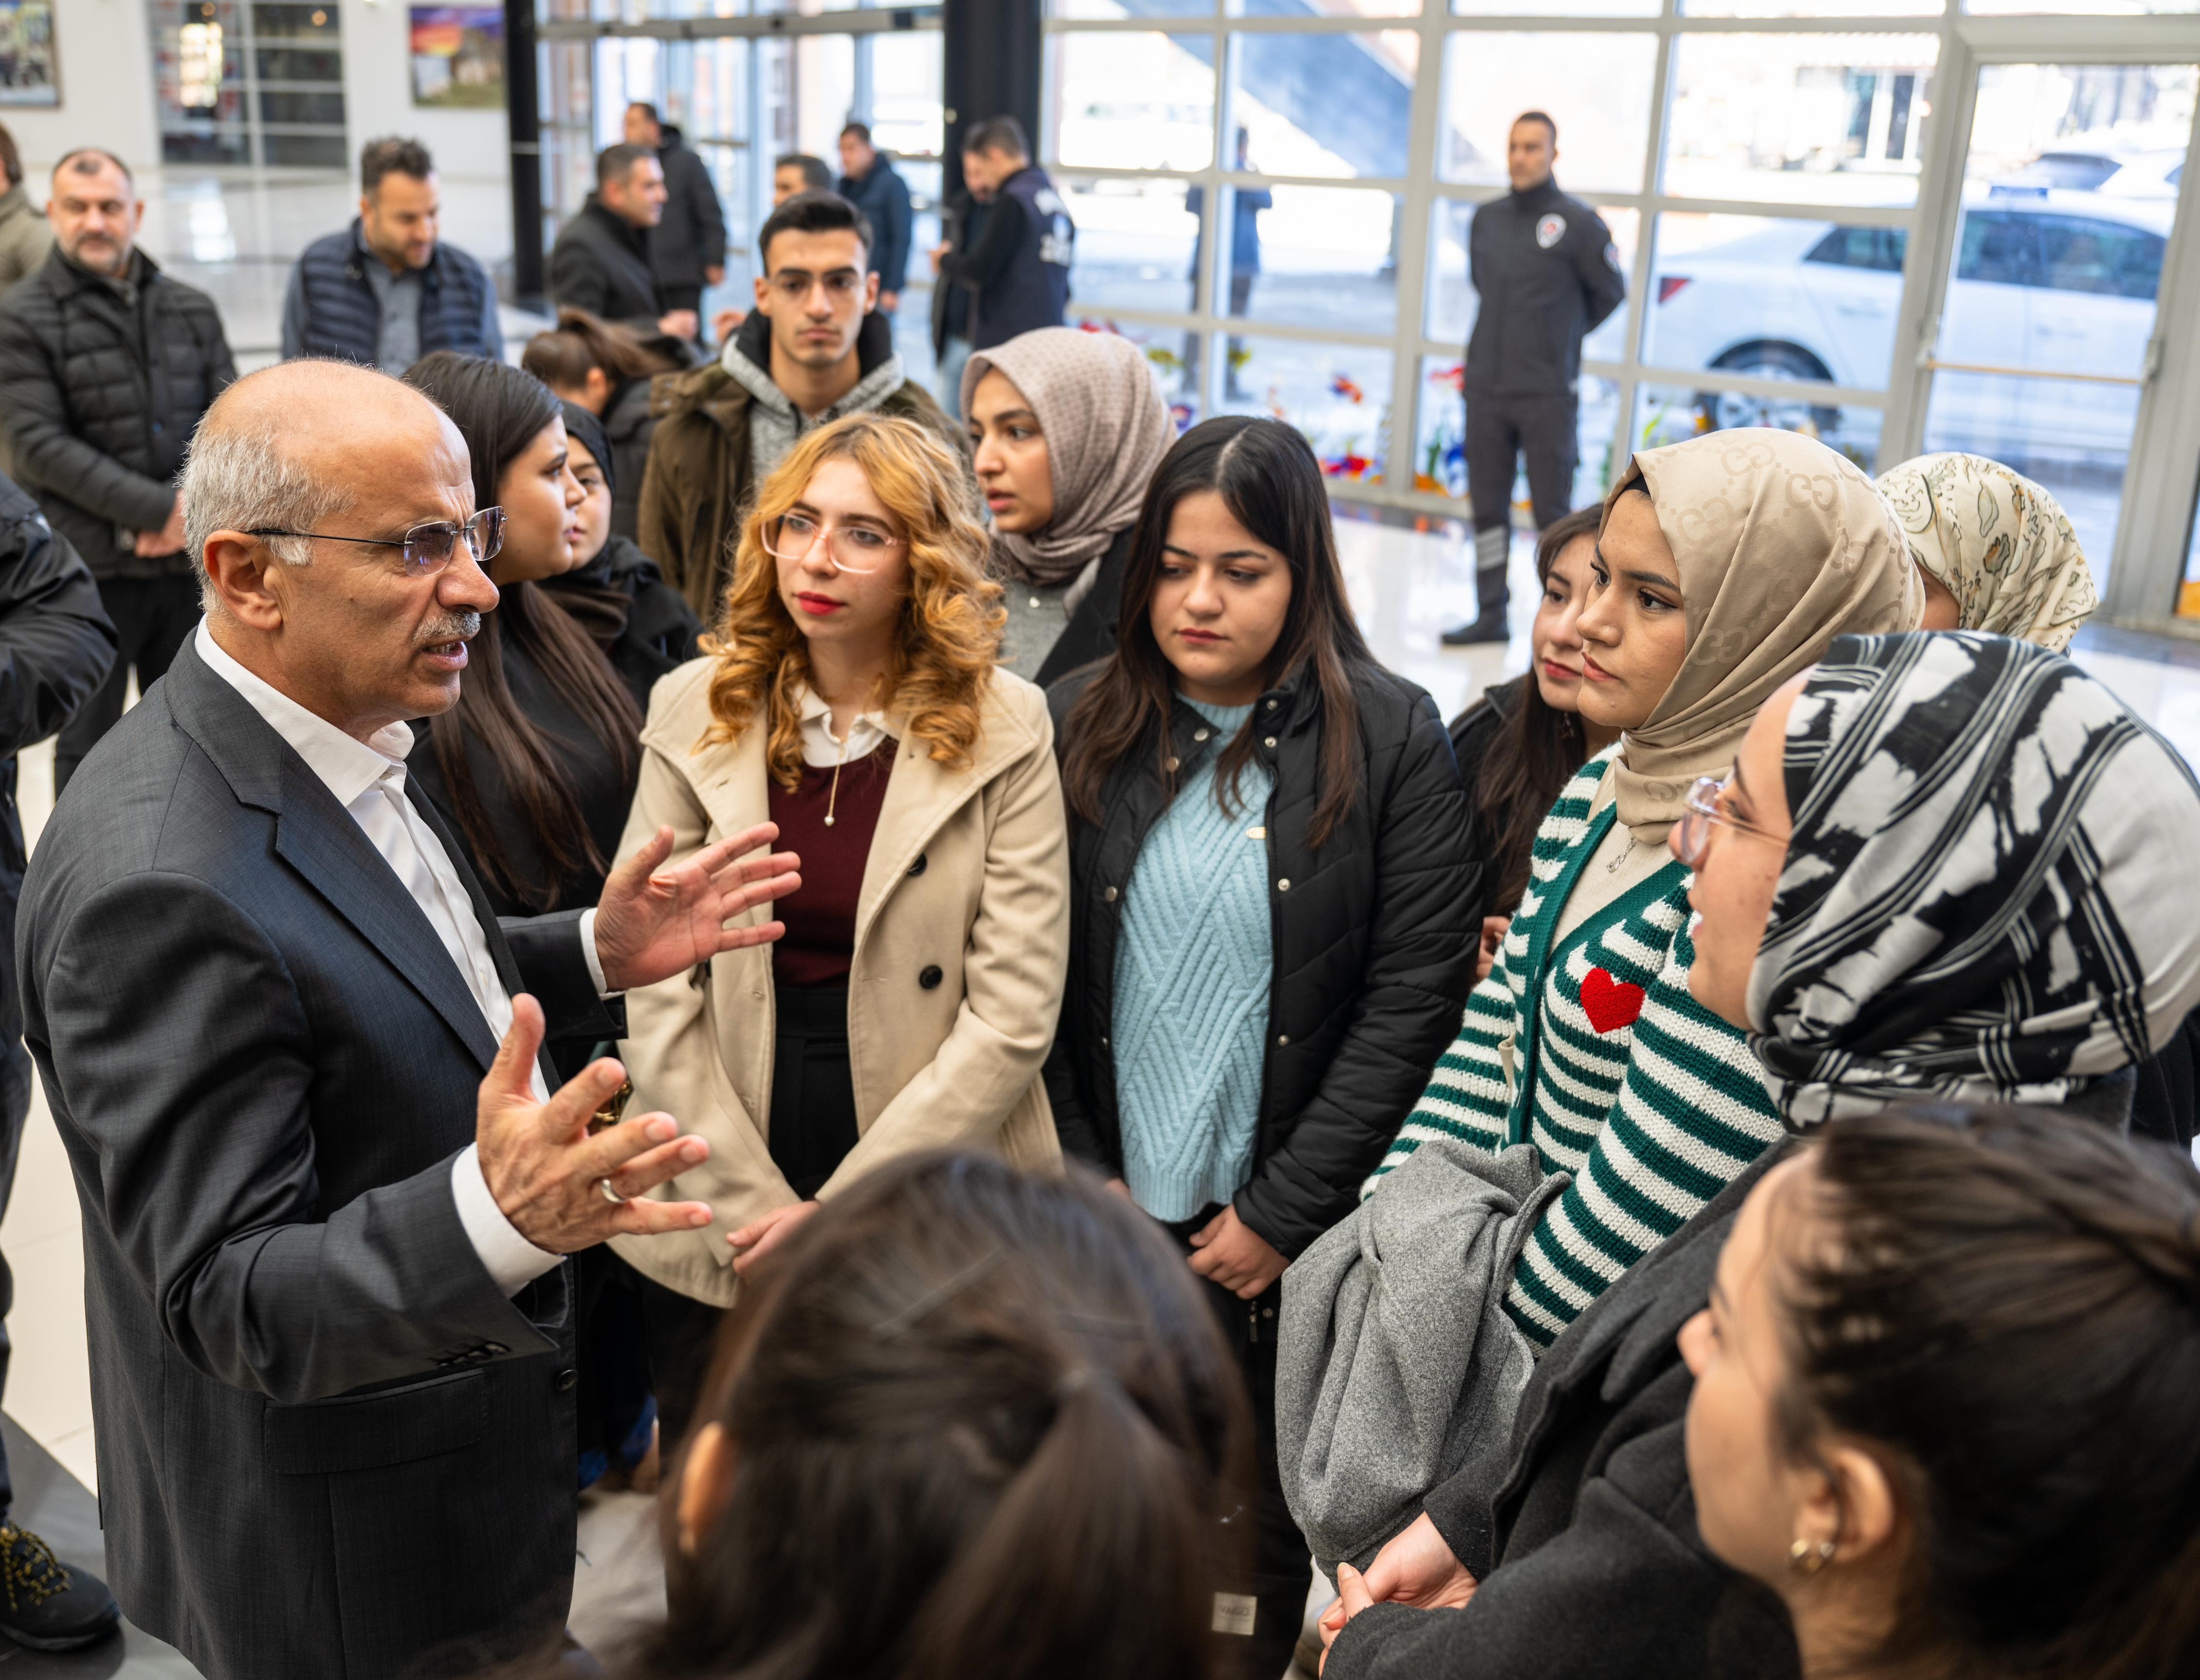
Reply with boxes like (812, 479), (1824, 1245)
(201, 531), (287, 633)
(863, 270), (881, 315)
(675, 1421), (737, 1558)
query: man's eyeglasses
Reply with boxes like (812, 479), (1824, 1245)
(1673, 774), (1787, 871)
(246, 507), (506, 576)
(763, 270), (865, 303)
(763, 512), (902, 576)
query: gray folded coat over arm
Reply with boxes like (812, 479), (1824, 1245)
(1275, 1136), (1569, 1575)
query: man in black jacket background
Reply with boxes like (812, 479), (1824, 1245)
(622, 103), (726, 322)
(837, 122), (913, 318)
(0, 472), (118, 1654)
(0, 147), (235, 794)
(550, 145), (699, 344)
(1443, 112), (1624, 647)
(933, 117), (1073, 352)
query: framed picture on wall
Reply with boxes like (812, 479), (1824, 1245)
(0, 0), (60, 108)
(409, 6), (504, 110)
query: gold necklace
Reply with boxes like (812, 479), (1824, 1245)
(823, 721), (853, 827)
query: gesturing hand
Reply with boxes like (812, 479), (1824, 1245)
(1187, 1205), (1289, 1299)
(477, 995), (716, 1252)
(593, 821), (801, 994)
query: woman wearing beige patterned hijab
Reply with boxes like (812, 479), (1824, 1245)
(963, 327), (1175, 683)
(1876, 452), (2097, 652)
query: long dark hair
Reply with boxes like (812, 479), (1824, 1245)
(1778, 1104), (2200, 1680)
(1061, 416), (1373, 849)
(618, 1152), (1253, 1680)
(402, 351), (642, 910)
(1477, 506), (1599, 914)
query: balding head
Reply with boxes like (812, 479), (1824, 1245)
(189, 360), (500, 741)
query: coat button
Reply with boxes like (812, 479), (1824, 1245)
(1165, 756), (1180, 772)
(1267, 698), (1278, 710)
(919, 964), (944, 990)
(554, 1368), (578, 1393)
(1264, 736), (1278, 749)
(1103, 885), (1118, 902)
(1277, 1034), (1290, 1047)
(1101, 1035), (1110, 1048)
(907, 852), (927, 876)
(1276, 877), (1291, 892)
(1193, 728), (1210, 743)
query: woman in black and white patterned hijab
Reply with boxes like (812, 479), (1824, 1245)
(1677, 630), (2200, 1128)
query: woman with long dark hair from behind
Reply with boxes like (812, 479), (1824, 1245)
(564, 1151), (1253, 1680)
(1448, 504), (1611, 979)
(522, 307), (686, 541)
(1046, 414), (1479, 1676)
(542, 400), (701, 707)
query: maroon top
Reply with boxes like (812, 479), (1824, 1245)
(767, 741), (896, 988)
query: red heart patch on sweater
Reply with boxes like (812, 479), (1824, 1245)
(1580, 967), (1646, 1035)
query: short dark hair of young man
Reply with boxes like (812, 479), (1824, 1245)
(357, 136), (442, 273)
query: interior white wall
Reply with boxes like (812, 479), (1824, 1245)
(341, 0), (513, 263)
(3, 0), (161, 178)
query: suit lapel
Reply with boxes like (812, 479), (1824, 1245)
(163, 643), (505, 1073)
(271, 752), (503, 1073)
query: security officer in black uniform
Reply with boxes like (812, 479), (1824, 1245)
(1444, 111), (1625, 645)
(935, 115), (1073, 352)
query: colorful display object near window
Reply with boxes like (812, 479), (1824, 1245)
(0, 0), (60, 108)
(409, 6), (503, 110)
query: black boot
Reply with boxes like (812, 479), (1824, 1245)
(1441, 527), (1512, 646)
(0, 1522), (121, 1651)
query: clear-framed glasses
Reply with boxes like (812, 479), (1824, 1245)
(764, 511), (903, 575)
(246, 506), (505, 576)
(763, 269), (865, 303)
(1673, 774), (1786, 871)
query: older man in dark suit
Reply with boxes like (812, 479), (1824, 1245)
(16, 360), (799, 1680)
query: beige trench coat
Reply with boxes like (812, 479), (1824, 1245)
(609, 656), (1069, 1305)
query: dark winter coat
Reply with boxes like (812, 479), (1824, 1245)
(648, 129), (728, 294)
(0, 246), (235, 579)
(550, 198), (664, 335)
(1043, 660), (1481, 1257)
(0, 471), (117, 1044)
(1448, 674), (1521, 884)
(837, 152), (915, 295)
(603, 374), (660, 543)
(1465, 179), (1625, 399)
(1323, 1148), (1800, 1680)
(941, 165), (1073, 351)
(1030, 524), (1133, 691)
(539, 532), (702, 711)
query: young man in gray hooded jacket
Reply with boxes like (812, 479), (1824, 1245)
(637, 190), (967, 622)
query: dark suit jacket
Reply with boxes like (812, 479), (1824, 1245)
(17, 639), (620, 1680)
(550, 198), (665, 336)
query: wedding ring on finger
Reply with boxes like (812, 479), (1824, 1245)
(598, 1176), (626, 1206)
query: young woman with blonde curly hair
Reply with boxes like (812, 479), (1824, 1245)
(606, 412), (1073, 1442)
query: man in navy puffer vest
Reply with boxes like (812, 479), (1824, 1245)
(281, 136), (501, 373)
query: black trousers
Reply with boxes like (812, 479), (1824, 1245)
(0, 1037), (32, 1519)
(1165, 1208), (1309, 1680)
(626, 982), (858, 1447)
(1464, 387), (1579, 538)
(55, 573), (200, 796)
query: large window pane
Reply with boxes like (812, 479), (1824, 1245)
(1424, 197), (1638, 363)
(868, 31), (945, 159)
(1237, 0), (1420, 14)
(1968, 0), (2200, 12)
(1053, 0), (1211, 16)
(1635, 383), (1882, 471)
(1225, 185), (1400, 335)
(1061, 176), (1201, 316)
(1440, 33), (1657, 194)
(1685, 0), (1940, 14)
(1454, 0), (1657, 15)
(1663, 35), (1940, 206)
(1228, 31), (1417, 180)
(1642, 212), (1906, 389)
(1214, 337), (1393, 483)
(1046, 31), (1217, 171)
(1414, 360), (1618, 508)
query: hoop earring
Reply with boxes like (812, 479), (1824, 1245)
(1788, 1538), (1837, 1575)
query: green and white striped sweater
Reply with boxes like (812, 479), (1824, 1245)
(1370, 750), (1785, 1348)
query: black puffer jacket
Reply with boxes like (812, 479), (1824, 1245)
(0, 246), (234, 579)
(1044, 660), (1482, 1257)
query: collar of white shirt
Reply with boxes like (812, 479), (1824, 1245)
(794, 681), (892, 768)
(193, 618), (416, 798)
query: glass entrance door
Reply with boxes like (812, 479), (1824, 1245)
(1920, 62), (2196, 582)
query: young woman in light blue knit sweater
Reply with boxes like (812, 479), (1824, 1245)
(1044, 416), (1477, 1677)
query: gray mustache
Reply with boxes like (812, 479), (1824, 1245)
(417, 612), (481, 646)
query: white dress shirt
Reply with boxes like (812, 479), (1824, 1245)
(195, 620), (569, 1296)
(794, 681), (891, 766)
